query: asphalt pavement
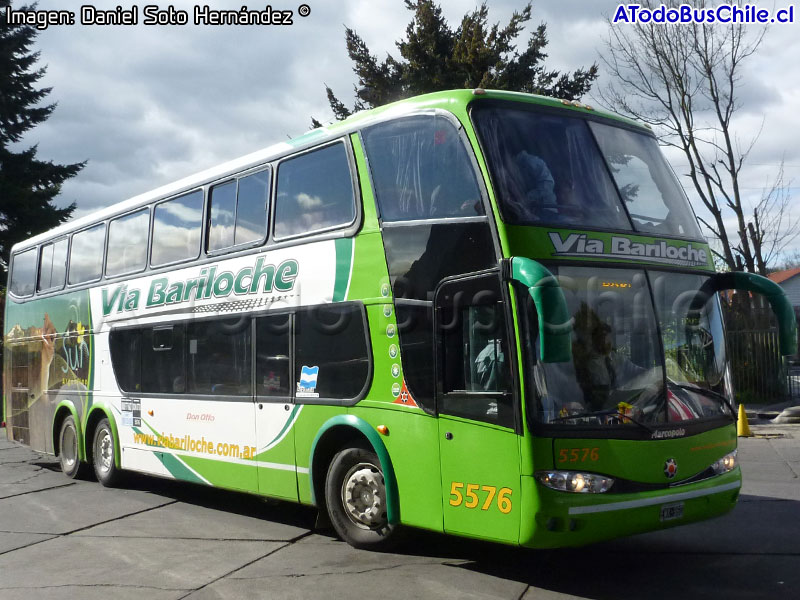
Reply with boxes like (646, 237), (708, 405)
(0, 424), (799, 600)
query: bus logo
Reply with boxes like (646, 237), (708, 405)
(548, 232), (709, 267)
(664, 458), (678, 478)
(100, 257), (299, 317)
(297, 365), (319, 398)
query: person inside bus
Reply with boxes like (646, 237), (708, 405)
(426, 128), (483, 218)
(571, 303), (648, 412)
(502, 123), (572, 224)
(513, 149), (557, 217)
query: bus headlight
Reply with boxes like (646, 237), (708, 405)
(536, 471), (615, 493)
(711, 450), (737, 474)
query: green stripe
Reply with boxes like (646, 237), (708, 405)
(259, 405), (300, 454)
(333, 237), (353, 302)
(160, 452), (206, 484)
(132, 423), (205, 484)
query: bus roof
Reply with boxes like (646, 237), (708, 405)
(13, 89), (647, 253)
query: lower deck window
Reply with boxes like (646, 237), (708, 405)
(109, 302), (370, 403)
(187, 318), (251, 395)
(294, 304), (370, 400)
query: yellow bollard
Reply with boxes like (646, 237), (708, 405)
(737, 403), (752, 437)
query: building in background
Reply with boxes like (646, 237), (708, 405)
(769, 267), (800, 366)
(769, 267), (800, 308)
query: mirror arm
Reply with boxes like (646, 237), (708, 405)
(503, 257), (572, 363)
(691, 271), (798, 356)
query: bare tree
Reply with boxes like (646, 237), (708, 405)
(773, 249), (800, 272)
(749, 164), (800, 274)
(600, 0), (798, 274)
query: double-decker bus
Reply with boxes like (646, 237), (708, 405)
(4, 89), (796, 550)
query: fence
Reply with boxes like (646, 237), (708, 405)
(789, 363), (800, 401)
(727, 329), (798, 404)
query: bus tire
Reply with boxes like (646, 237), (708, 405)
(92, 418), (123, 487)
(324, 447), (398, 550)
(58, 415), (85, 479)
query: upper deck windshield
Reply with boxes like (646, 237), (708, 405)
(521, 267), (734, 435)
(472, 103), (704, 239)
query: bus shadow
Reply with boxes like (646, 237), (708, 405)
(389, 493), (800, 600)
(106, 476), (800, 599)
(119, 471), (318, 531)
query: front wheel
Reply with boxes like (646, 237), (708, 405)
(58, 415), (84, 479)
(93, 418), (123, 487)
(324, 447), (398, 550)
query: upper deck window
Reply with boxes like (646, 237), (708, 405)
(589, 122), (703, 239)
(208, 169), (270, 252)
(472, 105), (631, 231)
(362, 115), (485, 221)
(151, 190), (203, 266)
(106, 209), (149, 277)
(69, 223), (105, 285)
(9, 248), (37, 297)
(38, 238), (68, 292)
(274, 143), (355, 239)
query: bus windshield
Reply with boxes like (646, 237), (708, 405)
(472, 104), (703, 239)
(524, 267), (733, 431)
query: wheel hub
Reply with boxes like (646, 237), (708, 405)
(96, 430), (113, 474)
(62, 426), (77, 469)
(341, 463), (386, 529)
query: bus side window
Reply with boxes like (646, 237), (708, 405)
(186, 318), (252, 396)
(151, 190), (203, 267)
(208, 169), (270, 252)
(362, 115), (484, 222)
(294, 304), (370, 402)
(68, 224), (106, 286)
(110, 328), (142, 393)
(234, 170), (269, 245)
(142, 325), (186, 394)
(208, 180), (237, 251)
(436, 274), (514, 428)
(106, 209), (149, 277)
(37, 238), (68, 292)
(9, 247), (38, 297)
(274, 142), (355, 239)
(256, 312), (291, 398)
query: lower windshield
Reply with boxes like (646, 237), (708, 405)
(525, 266), (733, 430)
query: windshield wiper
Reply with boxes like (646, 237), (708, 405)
(672, 384), (736, 417)
(549, 409), (653, 433)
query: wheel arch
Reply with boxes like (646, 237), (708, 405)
(309, 415), (399, 525)
(52, 401), (85, 461)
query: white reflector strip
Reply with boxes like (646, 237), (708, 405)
(568, 481), (740, 515)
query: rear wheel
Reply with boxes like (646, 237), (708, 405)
(324, 447), (398, 550)
(93, 418), (123, 487)
(58, 416), (84, 479)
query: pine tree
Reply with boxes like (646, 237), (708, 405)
(318, 1), (598, 125)
(0, 0), (84, 285)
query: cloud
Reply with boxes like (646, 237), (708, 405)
(12, 0), (800, 260)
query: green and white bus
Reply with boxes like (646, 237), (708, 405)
(4, 89), (796, 549)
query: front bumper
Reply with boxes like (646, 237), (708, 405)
(520, 467), (741, 548)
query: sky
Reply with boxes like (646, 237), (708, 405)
(12, 0), (800, 266)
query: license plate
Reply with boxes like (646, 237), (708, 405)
(660, 501), (684, 522)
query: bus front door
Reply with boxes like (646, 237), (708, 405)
(438, 415), (520, 543)
(435, 273), (521, 544)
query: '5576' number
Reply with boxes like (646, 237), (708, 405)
(449, 482), (512, 514)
